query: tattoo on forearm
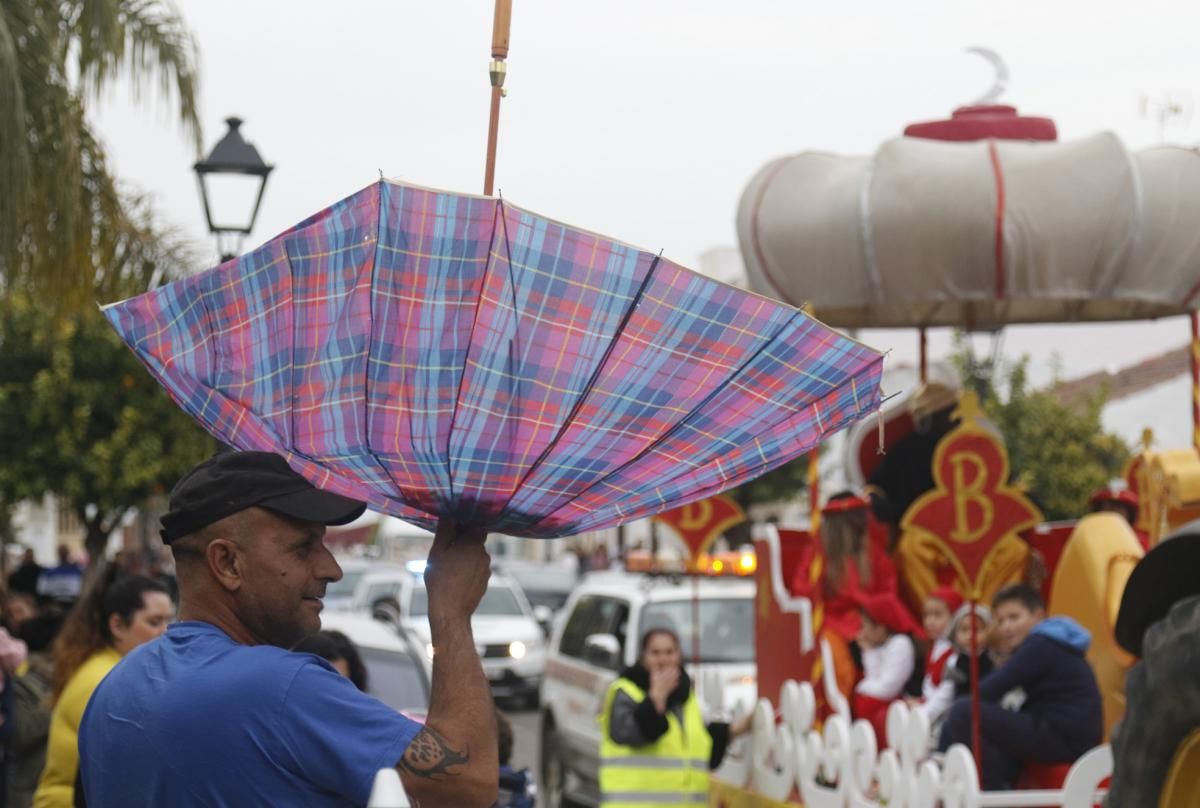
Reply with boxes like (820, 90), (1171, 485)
(399, 727), (470, 780)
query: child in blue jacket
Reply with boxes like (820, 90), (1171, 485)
(937, 584), (1102, 790)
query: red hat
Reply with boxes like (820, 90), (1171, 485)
(822, 494), (869, 516)
(928, 586), (964, 614)
(1089, 482), (1138, 511)
(860, 593), (922, 636)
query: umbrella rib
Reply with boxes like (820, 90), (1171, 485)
(526, 308), (813, 533)
(565, 351), (886, 535)
(443, 196), (506, 521)
(361, 183), (414, 516)
(493, 250), (665, 528)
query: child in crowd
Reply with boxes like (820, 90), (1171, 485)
(945, 604), (995, 701)
(295, 630), (368, 692)
(910, 586), (963, 729)
(852, 592), (920, 746)
(938, 584), (1102, 790)
(494, 709), (535, 808)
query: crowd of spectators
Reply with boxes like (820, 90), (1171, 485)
(0, 544), (177, 808)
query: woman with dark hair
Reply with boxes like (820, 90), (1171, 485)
(599, 617), (751, 807)
(294, 630), (368, 692)
(33, 570), (172, 808)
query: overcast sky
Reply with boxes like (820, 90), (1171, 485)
(92, 0), (1200, 426)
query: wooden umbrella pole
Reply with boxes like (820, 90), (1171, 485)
(1190, 311), (1199, 448)
(969, 599), (983, 784)
(919, 327), (928, 382)
(483, 0), (513, 195)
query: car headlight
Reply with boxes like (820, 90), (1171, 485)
(508, 641), (526, 660)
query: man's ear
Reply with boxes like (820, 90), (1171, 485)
(108, 612), (126, 641)
(206, 539), (245, 592)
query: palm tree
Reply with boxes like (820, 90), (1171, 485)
(0, 0), (201, 312)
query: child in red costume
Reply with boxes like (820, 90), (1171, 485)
(910, 586), (963, 726)
(852, 592), (920, 746)
(1088, 482), (1150, 551)
(790, 492), (898, 643)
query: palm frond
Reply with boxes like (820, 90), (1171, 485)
(73, 0), (203, 153)
(0, 8), (33, 258)
(2, 0), (204, 312)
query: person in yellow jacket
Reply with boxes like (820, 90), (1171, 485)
(33, 570), (173, 808)
(598, 617), (750, 808)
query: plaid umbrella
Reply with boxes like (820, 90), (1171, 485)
(103, 180), (884, 537)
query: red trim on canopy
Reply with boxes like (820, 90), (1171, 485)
(904, 105), (1058, 142)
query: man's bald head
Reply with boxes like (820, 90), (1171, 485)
(170, 505), (344, 649)
(161, 453), (362, 648)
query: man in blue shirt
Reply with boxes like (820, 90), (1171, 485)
(79, 451), (498, 807)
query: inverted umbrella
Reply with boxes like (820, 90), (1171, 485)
(103, 180), (884, 537)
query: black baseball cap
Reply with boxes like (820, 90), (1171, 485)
(1115, 523), (1200, 657)
(160, 452), (367, 544)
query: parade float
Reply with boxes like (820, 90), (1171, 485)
(711, 63), (1200, 808)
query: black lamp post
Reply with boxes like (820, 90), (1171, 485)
(193, 116), (273, 261)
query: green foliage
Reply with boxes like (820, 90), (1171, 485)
(952, 337), (1131, 521)
(0, 295), (214, 557)
(0, 0), (200, 311)
(729, 455), (810, 511)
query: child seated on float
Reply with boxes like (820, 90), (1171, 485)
(852, 593), (919, 746)
(790, 492), (900, 701)
(938, 584), (1103, 790)
(909, 587), (963, 729)
(944, 603), (995, 702)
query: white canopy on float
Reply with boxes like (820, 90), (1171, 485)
(737, 132), (1200, 329)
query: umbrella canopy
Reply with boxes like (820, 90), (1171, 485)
(738, 132), (1200, 329)
(104, 180), (884, 537)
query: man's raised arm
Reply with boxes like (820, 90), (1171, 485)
(396, 519), (498, 808)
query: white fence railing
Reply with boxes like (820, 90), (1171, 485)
(713, 679), (1110, 808)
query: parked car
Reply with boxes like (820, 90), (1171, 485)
(315, 611), (431, 718)
(326, 558), (407, 612)
(348, 564), (547, 708)
(408, 573), (547, 708)
(349, 564), (420, 614)
(324, 558), (374, 611)
(539, 569), (756, 808)
(494, 560), (578, 633)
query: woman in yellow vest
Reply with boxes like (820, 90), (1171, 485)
(598, 617), (750, 808)
(33, 570), (173, 808)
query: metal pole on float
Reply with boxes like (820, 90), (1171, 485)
(969, 600), (984, 784)
(483, 0), (512, 195)
(692, 574), (702, 684)
(808, 445), (821, 535)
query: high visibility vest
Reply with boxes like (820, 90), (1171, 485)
(597, 677), (712, 808)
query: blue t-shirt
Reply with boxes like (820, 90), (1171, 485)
(79, 621), (421, 807)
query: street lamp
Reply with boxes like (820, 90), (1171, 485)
(193, 116), (273, 261)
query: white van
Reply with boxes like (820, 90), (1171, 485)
(539, 569), (756, 808)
